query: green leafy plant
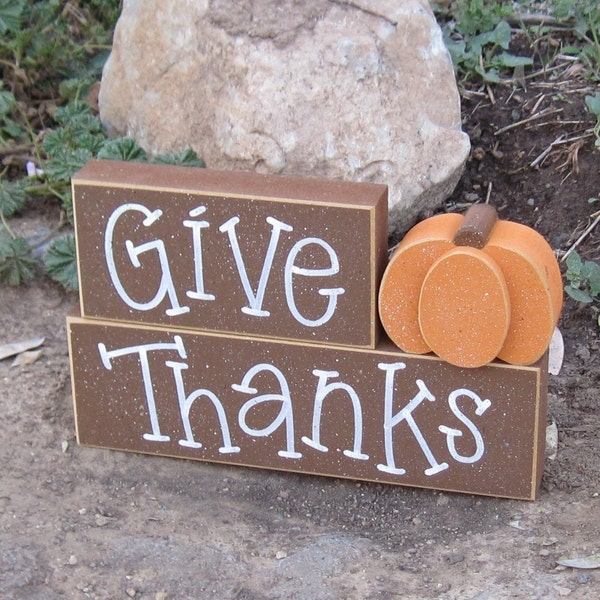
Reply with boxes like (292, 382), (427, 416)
(564, 251), (600, 325)
(551, 0), (600, 79)
(441, 1), (533, 83)
(0, 1), (206, 292)
(0, 0), (118, 102)
(0, 101), (205, 290)
(452, 0), (514, 38)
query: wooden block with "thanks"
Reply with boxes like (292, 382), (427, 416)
(68, 308), (548, 500)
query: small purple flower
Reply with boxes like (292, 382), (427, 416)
(26, 161), (44, 178)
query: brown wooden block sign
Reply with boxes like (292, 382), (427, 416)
(379, 204), (563, 368)
(71, 160), (388, 348)
(68, 309), (548, 500)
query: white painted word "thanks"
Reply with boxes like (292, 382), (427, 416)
(98, 335), (492, 478)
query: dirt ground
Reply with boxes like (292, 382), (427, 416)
(2, 43), (600, 600)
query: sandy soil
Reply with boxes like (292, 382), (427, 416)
(1, 274), (599, 599)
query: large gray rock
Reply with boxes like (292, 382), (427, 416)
(99, 0), (470, 236)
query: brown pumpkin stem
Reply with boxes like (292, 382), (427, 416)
(453, 204), (499, 249)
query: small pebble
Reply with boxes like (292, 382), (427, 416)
(95, 514), (110, 527)
(126, 588), (137, 598)
(555, 585), (572, 596)
(275, 550), (287, 560)
(473, 147), (486, 161)
(575, 346), (591, 361)
(68, 554), (77, 566)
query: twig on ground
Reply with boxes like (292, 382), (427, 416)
(500, 56), (587, 86)
(557, 139), (584, 177)
(1, 154), (37, 169)
(507, 13), (570, 27)
(528, 119), (592, 129)
(530, 135), (565, 168)
(485, 181), (493, 204)
(494, 107), (563, 135)
(530, 93), (547, 115)
(561, 211), (600, 263)
(530, 132), (595, 169)
(533, 81), (596, 93)
(0, 144), (34, 158)
(553, 130), (595, 143)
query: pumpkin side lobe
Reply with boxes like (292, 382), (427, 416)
(379, 213), (462, 354)
(484, 221), (561, 365)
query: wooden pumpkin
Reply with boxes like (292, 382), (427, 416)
(378, 205), (562, 368)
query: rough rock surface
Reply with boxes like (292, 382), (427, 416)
(99, 0), (470, 235)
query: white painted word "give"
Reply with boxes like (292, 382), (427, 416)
(104, 203), (345, 327)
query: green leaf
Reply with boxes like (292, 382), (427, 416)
(1, 117), (25, 140)
(481, 66), (501, 83)
(470, 29), (497, 56)
(565, 285), (593, 303)
(52, 103), (85, 127)
(565, 251), (583, 277)
(61, 189), (73, 224)
(42, 104), (104, 158)
(153, 148), (206, 168)
(42, 127), (104, 158)
(585, 93), (600, 118)
(0, 0), (25, 35)
(41, 128), (71, 155)
(0, 179), (26, 217)
(43, 147), (94, 182)
(0, 89), (16, 115)
(574, 15), (593, 40)
(495, 52), (533, 68)
(491, 20), (512, 50)
(0, 235), (36, 286)
(58, 78), (94, 102)
(581, 259), (595, 280)
(68, 116), (105, 142)
(454, 0), (511, 38)
(444, 35), (469, 67)
(43, 233), (78, 291)
(97, 137), (148, 162)
(586, 260), (600, 297)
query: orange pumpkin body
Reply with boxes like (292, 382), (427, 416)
(378, 206), (562, 368)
